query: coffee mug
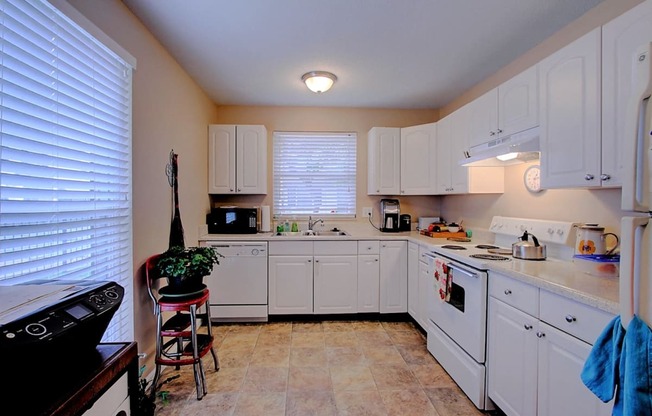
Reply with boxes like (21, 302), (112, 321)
(575, 224), (619, 255)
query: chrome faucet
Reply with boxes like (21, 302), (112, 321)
(308, 216), (324, 231)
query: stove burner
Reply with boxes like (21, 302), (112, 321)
(476, 244), (499, 249)
(470, 254), (511, 261)
(441, 245), (467, 250)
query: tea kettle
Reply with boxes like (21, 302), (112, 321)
(512, 231), (547, 260)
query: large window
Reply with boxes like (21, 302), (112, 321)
(0, 0), (135, 342)
(273, 132), (356, 217)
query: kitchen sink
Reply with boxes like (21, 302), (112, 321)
(273, 229), (349, 237)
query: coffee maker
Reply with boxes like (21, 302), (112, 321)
(380, 199), (400, 232)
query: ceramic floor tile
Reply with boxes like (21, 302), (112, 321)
(290, 346), (328, 367)
(287, 366), (332, 392)
(378, 388), (439, 416)
(180, 392), (238, 415)
(396, 344), (437, 365)
(219, 333), (260, 350)
(380, 321), (417, 332)
(227, 323), (263, 335)
(291, 331), (325, 347)
(216, 347), (254, 368)
(292, 322), (323, 332)
(324, 331), (359, 347)
(241, 367), (289, 393)
(355, 331), (393, 347)
(261, 322), (293, 333)
(233, 392), (286, 416)
(362, 345), (406, 365)
(256, 332), (292, 347)
(329, 365), (377, 391)
(326, 346), (366, 367)
(388, 330), (426, 346)
(370, 364), (420, 390)
(409, 363), (457, 388)
(352, 320), (385, 332)
(424, 387), (485, 416)
(204, 367), (247, 392)
(334, 389), (389, 416)
(250, 346), (290, 367)
(286, 390), (338, 416)
(321, 320), (356, 332)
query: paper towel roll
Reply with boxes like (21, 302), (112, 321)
(261, 205), (271, 232)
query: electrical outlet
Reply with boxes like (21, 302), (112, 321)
(362, 207), (373, 219)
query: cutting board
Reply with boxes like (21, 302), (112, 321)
(419, 230), (468, 239)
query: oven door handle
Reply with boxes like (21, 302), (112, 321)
(447, 263), (478, 279)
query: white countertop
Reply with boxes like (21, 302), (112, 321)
(200, 221), (619, 315)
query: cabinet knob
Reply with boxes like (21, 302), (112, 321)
(230, 188), (234, 192)
(524, 324), (533, 330)
(307, 259), (312, 263)
(536, 331), (545, 338)
(237, 188), (242, 192)
(401, 190), (405, 194)
(565, 315), (576, 323)
(376, 189), (380, 193)
(504, 289), (512, 295)
(489, 131), (496, 136)
(496, 128), (503, 134)
(584, 174), (595, 181)
(315, 259), (319, 262)
(600, 174), (611, 181)
(375, 258), (379, 262)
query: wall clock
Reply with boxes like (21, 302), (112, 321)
(524, 165), (541, 193)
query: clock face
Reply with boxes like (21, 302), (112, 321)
(524, 165), (541, 193)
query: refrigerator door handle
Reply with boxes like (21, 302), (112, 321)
(620, 217), (648, 328)
(622, 43), (652, 213)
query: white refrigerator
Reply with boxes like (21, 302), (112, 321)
(620, 42), (652, 330)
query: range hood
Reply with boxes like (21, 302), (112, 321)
(459, 127), (540, 167)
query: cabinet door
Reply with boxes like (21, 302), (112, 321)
(236, 125), (267, 194)
(539, 28), (601, 188)
(368, 127), (401, 195)
(487, 298), (538, 416)
(357, 255), (380, 312)
(602, 0), (652, 188)
(407, 242), (419, 319)
(314, 256), (358, 314)
(537, 322), (612, 416)
(499, 64), (539, 138)
(208, 125), (236, 194)
(435, 115), (454, 193)
(450, 106), (473, 193)
(400, 123), (437, 195)
(468, 88), (498, 148)
(268, 256), (313, 314)
(379, 241), (408, 313)
(417, 257), (431, 330)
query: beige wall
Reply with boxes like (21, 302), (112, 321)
(66, 0), (219, 368)
(210, 106), (440, 222)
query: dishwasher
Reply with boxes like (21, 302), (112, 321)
(203, 242), (268, 322)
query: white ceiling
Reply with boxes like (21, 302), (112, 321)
(122, 0), (606, 109)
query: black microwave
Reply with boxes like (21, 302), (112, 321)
(207, 207), (259, 234)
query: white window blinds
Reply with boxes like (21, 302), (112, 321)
(273, 132), (356, 217)
(0, 0), (134, 342)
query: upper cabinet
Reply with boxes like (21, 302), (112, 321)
(367, 123), (437, 195)
(208, 124), (267, 194)
(539, 28), (601, 189)
(400, 123), (438, 195)
(368, 127), (401, 195)
(602, 0), (652, 188)
(436, 106), (504, 194)
(468, 65), (539, 149)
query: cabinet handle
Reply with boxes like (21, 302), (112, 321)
(524, 324), (533, 330)
(496, 128), (503, 134)
(565, 315), (576, 323)
(536, 331), (545, 338)
(489, 131), (495, 136)
(600, 174), (611, 181)
(504, 289), (512, 295)
(584, 174), (595, 181)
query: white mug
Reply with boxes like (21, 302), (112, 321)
(575, 224), (619, 255)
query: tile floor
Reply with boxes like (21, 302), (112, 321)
(152, 319), (491, 416)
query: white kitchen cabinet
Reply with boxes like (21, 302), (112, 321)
(208, 124), (267, 194)
(379, 240), (408, 313)
(487, 272), (613, 416)
(601, 0), (652, 188)
(417, 247), (432, 330)
(314, 255), (358, 314)
(400, 123), (438, 195)
(467, 65), (539, 149)
(268, 255), (313, 314)
(368, 127), (401, 195)
(539, 28), (602, 189)
(436, 107), (505, 195)
(407, 242), (419, 320)
(357, 254), (380, 312)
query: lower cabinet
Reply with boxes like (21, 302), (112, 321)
(314, 255), (357, 314)
(268, 255), (313, 314)
(380, 240), (408, 313)
(358, 241), (380, 312)
(407, 242), (419, 319)
(487, 272), (613, 416)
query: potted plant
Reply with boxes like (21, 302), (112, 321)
(155, 246), (222, 292)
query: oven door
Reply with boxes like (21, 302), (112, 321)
(426, 253), (487, 363)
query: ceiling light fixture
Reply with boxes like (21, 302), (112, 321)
(302, 71), (337, 93)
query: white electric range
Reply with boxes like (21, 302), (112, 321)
(423, 216), (576, 410)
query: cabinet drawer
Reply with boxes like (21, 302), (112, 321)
(539, 290), (615, 345)
(315, 241), (357, 255)
(358, 240), (379, 255)
(489, 273), (539, 317)
(269, 241), (313, 255)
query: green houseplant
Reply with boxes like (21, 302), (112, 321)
(155, 246), (221, 292)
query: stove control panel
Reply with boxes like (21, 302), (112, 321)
(490, 216), (574, 245)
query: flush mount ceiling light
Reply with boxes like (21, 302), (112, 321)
(302, 71), (337, 93)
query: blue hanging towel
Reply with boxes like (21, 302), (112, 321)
(581, 316), (625, 402)
(620, 315), (652, 416)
